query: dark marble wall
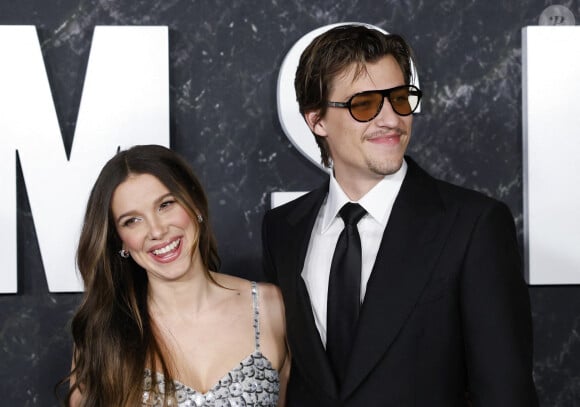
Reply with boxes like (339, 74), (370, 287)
(1, 0), (579, 405)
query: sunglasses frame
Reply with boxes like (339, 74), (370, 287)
(327, 84), (423, 122)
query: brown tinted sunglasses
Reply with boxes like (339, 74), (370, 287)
(327, 85), (422, 122)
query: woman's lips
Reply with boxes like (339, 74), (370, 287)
(149, 238), (182, 262)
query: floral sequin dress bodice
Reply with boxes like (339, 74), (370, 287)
(143, 282), (280, 406)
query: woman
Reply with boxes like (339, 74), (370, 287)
(65, 145), (288, 406)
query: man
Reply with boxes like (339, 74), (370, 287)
(262, 24), (538, 406)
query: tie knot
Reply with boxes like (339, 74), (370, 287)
(339, 202), (366, 226)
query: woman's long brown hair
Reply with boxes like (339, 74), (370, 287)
(63, 145), (220, 406)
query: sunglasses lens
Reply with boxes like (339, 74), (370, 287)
(350, 92), (383, 121)
(390, 86), (421, 116)
(344, 86), (421, 121)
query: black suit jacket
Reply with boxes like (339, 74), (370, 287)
(262, 157), (538, 406)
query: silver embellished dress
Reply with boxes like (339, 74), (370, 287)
(143, 282), (280, 406)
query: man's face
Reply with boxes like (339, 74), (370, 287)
(306, 55), (414, 193)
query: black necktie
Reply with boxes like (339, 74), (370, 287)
(326, 202), (367, 385)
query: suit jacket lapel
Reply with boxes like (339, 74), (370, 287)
(341, 158), (457, 397)
(280, 182), (339, 398)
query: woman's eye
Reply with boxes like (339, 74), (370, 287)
(159, 200), (175, 210)
(122, 217), (140, 227)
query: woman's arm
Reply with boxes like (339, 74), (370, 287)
(277, 343), (291, 407)
(259, 282), (291, 407)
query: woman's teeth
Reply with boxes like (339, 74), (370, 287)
(152, 239), (180, 255)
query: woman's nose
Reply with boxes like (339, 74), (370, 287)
(147, 217), (168, 240)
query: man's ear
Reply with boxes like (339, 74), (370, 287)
(304, 110), (328, 137)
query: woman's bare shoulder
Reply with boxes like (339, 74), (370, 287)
(211, 272), (251, 290)
(256, 282), (285, 327)
(256, 282), (283, 304)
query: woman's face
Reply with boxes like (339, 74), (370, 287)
(110, 173), (201, 283)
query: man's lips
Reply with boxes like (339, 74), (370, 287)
(366, 133), (402, 144)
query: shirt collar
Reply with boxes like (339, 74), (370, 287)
(321, 159), (408, 232)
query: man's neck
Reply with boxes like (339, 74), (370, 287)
(335, 178), (380, 201)
(332, 160), (406, 201)
(332, 170), (385, 201)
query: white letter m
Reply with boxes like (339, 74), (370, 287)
(0, 26), (169, 292)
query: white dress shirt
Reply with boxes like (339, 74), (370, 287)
(301, 160), (407, 346)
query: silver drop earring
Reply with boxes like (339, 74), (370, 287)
(119, 249), (130, 258)
(197, 214), (203, 223)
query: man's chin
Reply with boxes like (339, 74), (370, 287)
(368, 157), (404, 176)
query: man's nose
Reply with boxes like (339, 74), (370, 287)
(373, 97), (401, 126)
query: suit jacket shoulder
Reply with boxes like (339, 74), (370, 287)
(404, 155), (514, 219)
(264, 181), (328, 223)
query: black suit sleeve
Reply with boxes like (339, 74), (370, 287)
(261, 211), (279, 285)
(460, 201), (538, 406)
